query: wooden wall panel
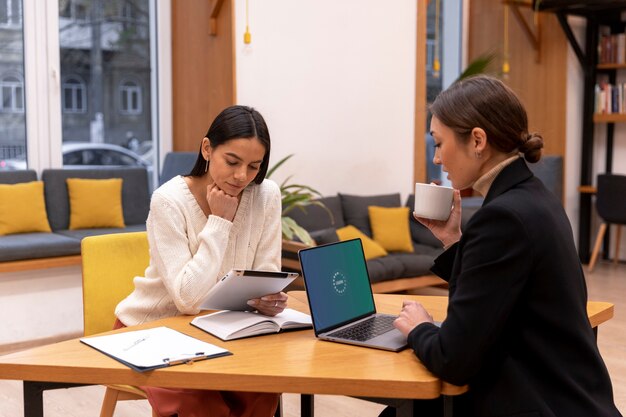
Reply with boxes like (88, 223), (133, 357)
(414, 0), (428, 184)
(468, 1), (567, 158)
(172, 0), (236, 152)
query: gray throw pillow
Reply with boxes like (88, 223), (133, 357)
(309, 228), (339, 245)
(284, 195), (344, 232)
(339, 193), (401, 237)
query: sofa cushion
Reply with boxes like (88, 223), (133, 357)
(529, 155), (563, 199)
(55, 224), (147, 241)
(336, 226), (387, 260)
(0, 169), (37, 184)
(42, 168), (150, 231)
(309, 227), (339, 245)
(285, 196), (344, 232)
(339, 193), (401, 237)
(0, 232), (81, 262)
(67, 178), (125, 229)
(368, 206), (413, 253)
(404, 194), (442, 248)
(0, 181), (52, 235)
(366, 244), (443, 284)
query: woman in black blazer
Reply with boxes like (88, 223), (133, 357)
(391, 76), (621, 416)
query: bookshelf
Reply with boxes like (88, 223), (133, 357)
(536, 0), (626, 263)
(593, 113), (626, 123)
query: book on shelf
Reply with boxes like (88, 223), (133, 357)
(595, 81), (626, 115)
(191, 308), (312, 341)
(598, 28), (626, 65)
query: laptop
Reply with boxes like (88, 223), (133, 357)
(298, 238), (407, 352)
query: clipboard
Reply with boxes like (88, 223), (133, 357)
(80, 326), (232, 372)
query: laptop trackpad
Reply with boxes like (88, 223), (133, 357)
(369, 328), (408, 351)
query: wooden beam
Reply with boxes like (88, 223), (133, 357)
(372, 275), (447, 294)
(0, 255), (82, 273)
(210, 0), (226, 35)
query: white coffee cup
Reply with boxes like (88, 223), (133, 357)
(414, 183), (454, 221)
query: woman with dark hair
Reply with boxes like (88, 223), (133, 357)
(383, 76), (621, 416)
(115, 105), (284, 417)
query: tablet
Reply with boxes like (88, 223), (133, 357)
(199, 270), (299, 311)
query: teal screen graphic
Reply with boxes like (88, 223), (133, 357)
(300, 239), (376, 332)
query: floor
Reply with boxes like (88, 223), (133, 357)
(0, 261), (624, 417)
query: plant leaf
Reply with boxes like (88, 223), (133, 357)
(267, 154), (294, 178)
(285, 219), (315, 246)
(456, 51), (497, 82)
(281, 217), (295, 240)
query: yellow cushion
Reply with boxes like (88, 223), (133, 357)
(67, 178), (125, 230)
(368, 206), (414, 253)
(336, 225), (388, 260)
(0, 181), (51, 235)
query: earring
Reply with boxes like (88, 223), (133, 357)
(205, 158), (209, 173)
(475, 151), (482, 159)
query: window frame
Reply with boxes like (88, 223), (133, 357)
(61, 75), (87, 114)
(0, 0), (22, 28)
(0, 74), (25, 113)
(19, 0), (171, 189)
(119, 78), (142, 115)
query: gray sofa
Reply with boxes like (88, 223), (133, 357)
(0, 168), (150, 264)
(282, 157), (564, 292)
(283, 192), (446, 292)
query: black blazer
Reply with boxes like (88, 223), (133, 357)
(408, 158), (621, 417)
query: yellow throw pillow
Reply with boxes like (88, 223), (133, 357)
(67, 178), (125, 230)
(336, 225), (388, 260)
(0, 181), (51, 235)
(368, 206), (414, 253)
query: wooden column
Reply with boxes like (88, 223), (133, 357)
(413, 0), (428, 184)
(172, 0), (236, 152)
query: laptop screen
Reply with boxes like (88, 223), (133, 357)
(299, 239), (376, 334)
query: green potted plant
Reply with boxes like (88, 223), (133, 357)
(266, 154), (330, 246)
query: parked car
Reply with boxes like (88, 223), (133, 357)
(0, 142), (154, 187)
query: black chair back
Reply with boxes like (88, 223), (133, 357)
(596, 174), (626, 225)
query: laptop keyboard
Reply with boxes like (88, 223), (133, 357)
(327, 315), (396, 342)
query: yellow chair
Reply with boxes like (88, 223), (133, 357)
(81, 231), (157, 417)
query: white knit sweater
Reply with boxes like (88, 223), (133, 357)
(115, 176), (282, 326)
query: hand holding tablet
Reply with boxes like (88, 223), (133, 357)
(199, 270), (298, 311)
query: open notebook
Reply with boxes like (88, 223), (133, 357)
(191, 308), (312, 341)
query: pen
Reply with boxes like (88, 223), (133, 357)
(162, 352), (206, 366)
(123, 336), (148, 351)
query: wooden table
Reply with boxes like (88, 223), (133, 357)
(0, 293), (614, 417)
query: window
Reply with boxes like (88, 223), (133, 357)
(0, 75), (24, 113)
(59, 0), (87, 21)
(62, 76), (86, 113)
(0, 0), (21, 27)
(0, 0), (25, 170)
(119, 80), (142, 115)
(0, 0), (166, 183)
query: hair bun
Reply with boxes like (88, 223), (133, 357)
(519, 132), (544, 163)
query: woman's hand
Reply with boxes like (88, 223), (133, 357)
(394, 300), (434, 337)
(415, 189), (462, 248)
(247, 291), (288, 316)
(206, 183), (238, 221)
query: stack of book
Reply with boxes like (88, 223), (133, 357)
(598, 29), (626, 65)
(595, 81), (625, 114)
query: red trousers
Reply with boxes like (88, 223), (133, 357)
(113, 319), (279, 417)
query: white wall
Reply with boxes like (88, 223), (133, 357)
(234, 0), (417, 198)
(0, 267), (83, 347)
(566, 16), (626, 261)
